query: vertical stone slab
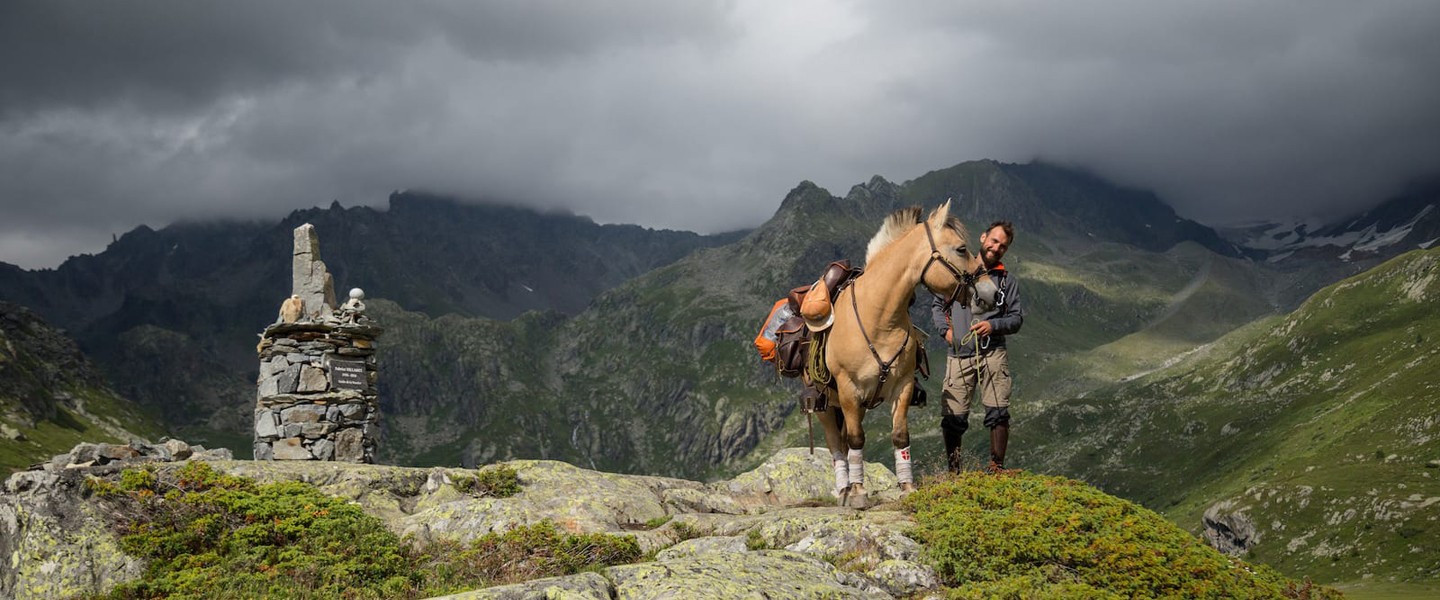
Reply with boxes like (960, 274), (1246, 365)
(292, 224), (337, 319)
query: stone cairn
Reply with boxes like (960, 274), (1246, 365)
(253, 224), (383, 462)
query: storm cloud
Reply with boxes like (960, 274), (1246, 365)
(3, 0), (1438, 268)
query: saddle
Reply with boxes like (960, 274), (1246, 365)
(767, 261), (860, 379)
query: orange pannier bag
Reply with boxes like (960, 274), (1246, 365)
(754, 298), (795, 363)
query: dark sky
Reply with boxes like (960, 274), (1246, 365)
(3, 1), (1439, 269)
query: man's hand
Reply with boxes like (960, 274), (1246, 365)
(969, 320), (993, 337)
(945, 328), (953, 345)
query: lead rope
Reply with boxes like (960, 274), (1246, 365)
(807, 332), (831, 386)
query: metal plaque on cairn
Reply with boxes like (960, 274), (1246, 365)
(253, 224), (383, 462)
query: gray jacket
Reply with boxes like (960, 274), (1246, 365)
(930, 265), (1023, 358)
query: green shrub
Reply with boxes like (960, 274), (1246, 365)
(419, 521), (642, 590)
(453, 464), (521, 498)
(904, 472), (1341, 600)
(745, 529), (768, 551)
(89, 462), (639, 599)
(668, 520), (710, 543)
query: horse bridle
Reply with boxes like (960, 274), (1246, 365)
(922, 221), (985, 309)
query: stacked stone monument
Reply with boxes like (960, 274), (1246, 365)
(253, 224), (383, 462)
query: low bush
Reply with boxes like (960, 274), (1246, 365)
(419, 521), (641, 590)
(904, 471), (1341, 599)
(85, 462), (639, 599)
(452, 464), (521, 498)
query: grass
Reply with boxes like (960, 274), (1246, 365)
(1332, 581), (1440, 600)
(1014, 248), (1440, 585)
(1, 405), (125, 475)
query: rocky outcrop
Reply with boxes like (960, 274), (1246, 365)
(1202, 499), (1259, 556)
(2, 447), (936, 600)
(1, 439), (232, 599)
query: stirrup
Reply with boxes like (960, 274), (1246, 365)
(800, 387), (827, 413)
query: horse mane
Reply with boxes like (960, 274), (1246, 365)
(865, 207), (922, 264)
(864, 206), (968, 264)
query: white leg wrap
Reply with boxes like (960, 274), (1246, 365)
(848, 449), (865, 487)
(832, 451), (848, 497)
(894, 446), (913, 485)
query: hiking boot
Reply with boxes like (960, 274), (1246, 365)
(988, 423), (1009, 473)
(984, 460), (1018, 474)
(941, 415), (968, 474)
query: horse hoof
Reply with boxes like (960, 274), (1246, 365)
(842, 485), (870, 509)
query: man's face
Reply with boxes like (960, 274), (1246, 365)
(979, 226), (1011, 267)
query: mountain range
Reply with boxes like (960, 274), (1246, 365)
(1, 159), (1436, 590)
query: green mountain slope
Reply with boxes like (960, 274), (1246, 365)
(0, 159), (1316, 481)
(375, 164), (1293, 479)
(1018, 248), (1440, 584)
(0, 302), (163, 473)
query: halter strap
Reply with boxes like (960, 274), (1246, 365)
(921, 222), (984, 308)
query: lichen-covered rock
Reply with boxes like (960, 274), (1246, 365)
(654, 535), (749, 560)
(661, 486), (748, 515)
(425, 571), (612, 599)
(607, 550), (891, 599)
(785, 514), (923, 567)
(398, 460), (695, 544)
(865, 559), (940, 597)
(1, 470), (144, 599)
(726, 447), (899, 505)
(3, 447), (919, 599)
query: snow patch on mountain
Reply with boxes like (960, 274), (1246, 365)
(1228, 203), (1435, 263)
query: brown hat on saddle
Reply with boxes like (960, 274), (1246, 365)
(800, 279), (834, 332)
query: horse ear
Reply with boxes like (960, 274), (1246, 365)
(928, 199), (952, 226)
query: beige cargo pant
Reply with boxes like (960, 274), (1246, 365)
(940, 347), (1012, 416)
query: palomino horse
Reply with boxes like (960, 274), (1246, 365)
(819, 200), (982, 507)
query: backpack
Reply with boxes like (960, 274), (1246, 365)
(753, 299), (792, 363)
(755, 292), (811, 378)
